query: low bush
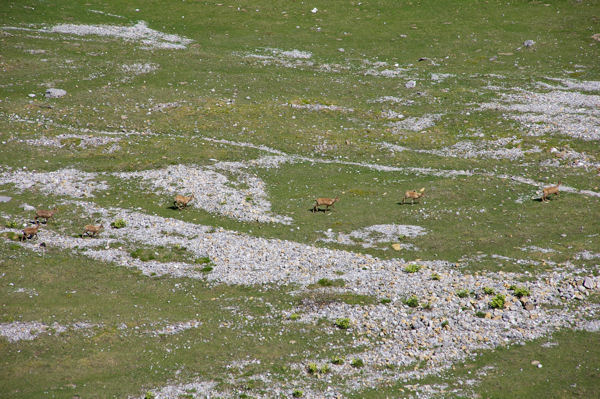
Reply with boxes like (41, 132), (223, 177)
(404, 264), (422, 273)
(335, 317), (351, 329)
(456, 289), (470, 298)
(110, 219), (126, 229)
(350, 358), (364, 368)
(404, 296), (419, 308)
(489, 294), (506, 309)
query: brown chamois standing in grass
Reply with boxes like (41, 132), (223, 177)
(21, 221), (40, 241)
(542, 181), (561, 202)
(34, 208), (57, 223)
(313, 197), (339, 213)
(402, 188), (425, 204)
(83, 224), (104, 237)
(174, 194), (195, 210)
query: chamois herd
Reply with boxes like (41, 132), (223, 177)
(12, 183), (562, 242)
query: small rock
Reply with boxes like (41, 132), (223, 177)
(583, 277), (595, 290)
(591, 33), (600, 42)
(311, 7), (318, 13)
(21, 203), (36, 211)
(523, 40), (536, 48)
(531, 360), (540, 366)
(489, 55), (498, 61)
(391, 243), (401, 251)
(28, 93), (36, 98)
(405, 80), (416, 89)
(45, 88), (67, 98)
(522, 300), (535, 311)
(0, 195), (11, 203)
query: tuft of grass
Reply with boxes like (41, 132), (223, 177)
(1, 231), (21, 241)
(351, 358), (364, 368)
(430, 273), (441, 281)
(5, 221), (19, 229)
(483, 287), (495, 295)
(475, 311), (487, 318)
(456, 289), (470, 298)
(289, 313), (300, 321)
(380, 298), (392, 304)
(404, 264), (422, 273)
(489, 294), (506, 309)
(306, 363), (318, 375)
(404, 296), (419, 308)
(335, 317), (351, 330)
(315, 278), (346, 288)
(331, 356), (345, 365)
(110, 219), (126, 229)
(509, 285), (531, 298)
(292, 389), (304, 398)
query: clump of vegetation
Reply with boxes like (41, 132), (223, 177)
(289, 313), (300, 321)
(423, 302), (433, 310)
(404, 295), (419, 308)
(483, 287), (495, 295)
(335, 317), (351, 329)
(430, 273), (441, 281)
(489, 294), (506, 309)
(292, 389), (303, 398)
(306, 363), (318, 374)
(509, 285), (531, 298)
(316, 278), (345, 287)
(404, 264), (422, 273)
(195, 256), (211, 264)
(320, 364), (331, 374)
(380, 298), (392, 304)
(200, 266), (213, 273)
(441, 320), (449, 329)
(110, 219), (126, 229)
(5, 221), (19, 229)
(144, 392), (155, 399)
(130, 248), (156, 261)
(475, 311), (487, 318)
(350, 358), (364, 368)
(330, 356), (345, 365)
(456, 289), (470, 298)
(1, 231), (21, 241)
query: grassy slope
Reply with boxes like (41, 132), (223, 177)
(1, 0), (599, 397)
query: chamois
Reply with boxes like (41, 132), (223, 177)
(34, 208), (57, 223)
(83, 224), (104, 237)
(542, 181), (561, 202)
(174, 194), (194, 210)
(21, 221), (40, 241)
(313, 197), (339, 213)
(402, 188), (425, 204)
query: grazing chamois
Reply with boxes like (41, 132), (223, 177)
(542, 181), (561, 202)
(34, 208), (57, 223)
(174, 194), (195, 210)
(21, 221), (40, 241)
(402, 188), (425, 204)
(313, 197), (339, 213)
(83, 224), (104, 237)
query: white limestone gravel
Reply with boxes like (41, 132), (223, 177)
(0, 168), (108, 198)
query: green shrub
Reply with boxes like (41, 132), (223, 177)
(404, 264), (422, 273)
(195, 256), (211, 264)
(475, 311), (486, 318)
(200, 266), (213, 273)
(292, 390), (303, 398)
(380, 298), (392, 304)
(456, 289), (469, 298)
(483, 287), (495, 295)
(110, 219), (126, 229)
(350, 358), (364, 368)
(144, 392), (155, 399)
(306, 363), (318, 374)
(489, 294), (506, 309)
(289, 313), (300, 321)
(510, 286), (530, 298)
(423, 302), (433, 310)
(441, 320), (449, 328)
(404, 295), (419, 308)
(330, 356), (344, 365)
(320, 364), (330, 374)
(5, 221), (19, 229)
(430, 273), (441, 281)
(335, 317), (351, 329)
